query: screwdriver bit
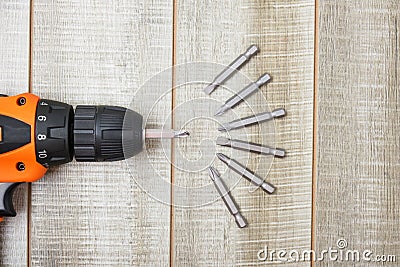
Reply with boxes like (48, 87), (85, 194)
(204, 45), (259, 95)
(216, 153), (275, 194)
(145, 129), (190, 139)
(218, 108), (286, 132)
(216, 137), (285, 157)
(215, 73), (271, 116)
(208, 167), (247, 228)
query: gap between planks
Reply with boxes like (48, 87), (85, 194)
(311, 1), (319, 267)
(27, 0), (34, 266)
(170, 0), (178, 266)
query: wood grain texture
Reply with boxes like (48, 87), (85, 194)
(172, 1), (247, 266)
(173, 0), (315, 266)
(0, 0), (30, 266)
(315, 0), (400, 266)
(31, 0), (173, 266)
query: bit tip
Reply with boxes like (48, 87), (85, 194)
(272, 108), (286, 118)
(204, 84), (217, 95)
(207, 167), (220, 181)
(214, 104), (229, 116)
(216, 153), (230, 163)
(244, 45), (259, 57)
(216, 136), (230, 146)
(217, 125), (228, 132)
(234, 213), (248, 228)
(174, 130), (190, 138)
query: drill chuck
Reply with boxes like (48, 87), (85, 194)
(73, 105), (143, 162)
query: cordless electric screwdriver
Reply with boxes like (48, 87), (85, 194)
(0, 93), (188, 220)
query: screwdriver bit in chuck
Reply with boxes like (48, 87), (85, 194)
(145, 129), (190, 139)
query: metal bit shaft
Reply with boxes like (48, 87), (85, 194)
(208, 167), (247, 228)
(216, 137), (285, 157)
(218, 108), (286, 132)
(215, 73), (271, 116)
(145, 129), (190, 139)
(216, 153), (275, 194)
(204, 45), (259, 95)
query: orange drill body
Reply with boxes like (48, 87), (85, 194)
(0, 93), (48, 183)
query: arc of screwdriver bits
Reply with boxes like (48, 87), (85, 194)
(216, 137), (285, 158)
(218, 108), (286, 132)
(215, 73), (271, 116)
(208, 167), (247, 228)
(204, 45), (259, 95)
(216, 153), (275, 194)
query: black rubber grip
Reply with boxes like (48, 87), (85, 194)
(74, 106), (143, 162)
(73, 106), (97, 161)
(0, 183), (22, 217)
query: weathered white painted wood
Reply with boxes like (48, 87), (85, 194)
(173, 0), (315, 266)
(0, 0), (30, 266)
(236, 1), (315, 265)
(31, 0), (173, 265)
(315, 1), (400, 266)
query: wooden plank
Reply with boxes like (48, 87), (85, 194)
(315, 0), (400, 265)
(31, 0), (173, 265)
(0, 0), (30, 266)
(236, 2), (315, 265)
(172, 0), (315, 266)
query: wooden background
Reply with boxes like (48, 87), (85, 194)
(0, 0), (398, 266)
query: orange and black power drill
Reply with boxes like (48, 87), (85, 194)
(0, 93), (188, 221)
